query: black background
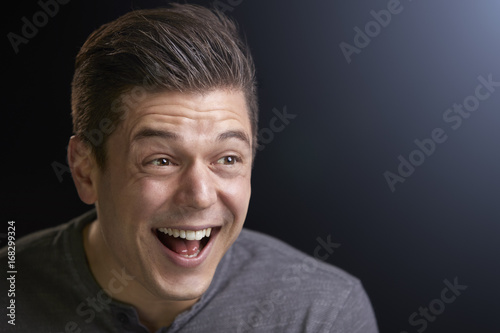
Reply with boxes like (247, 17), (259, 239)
(3, 0), (500, 332)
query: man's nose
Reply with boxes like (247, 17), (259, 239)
(173, 160), (218, 210)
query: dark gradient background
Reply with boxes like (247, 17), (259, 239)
(3, 0), (500, 332)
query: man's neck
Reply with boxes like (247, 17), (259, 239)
(82, 220), (198, 332)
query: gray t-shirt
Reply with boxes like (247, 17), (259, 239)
(0, 210), (378, 332)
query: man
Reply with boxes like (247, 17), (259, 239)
(1, 4), (378, 332)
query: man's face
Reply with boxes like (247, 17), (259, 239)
(93, 89), (253, 301)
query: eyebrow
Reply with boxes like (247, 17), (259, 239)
(132, 128), (250, 147)
(217, 130), (251, 147)
(132, 128), (179, 142)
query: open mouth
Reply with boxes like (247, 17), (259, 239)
(155, 227), (214, 258)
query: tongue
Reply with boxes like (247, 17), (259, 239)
(163, 236), (201, 256)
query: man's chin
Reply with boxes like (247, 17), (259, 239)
(142, 264), (215, 298)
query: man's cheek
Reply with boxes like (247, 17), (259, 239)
(223, 175), (250, 198)
(133, 180), (172, 211)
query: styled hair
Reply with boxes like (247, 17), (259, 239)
(71, 4), (258, 167)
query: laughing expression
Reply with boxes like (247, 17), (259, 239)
(85, 89), (253, 304)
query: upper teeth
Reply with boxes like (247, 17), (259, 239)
(158, 227), (212, 241)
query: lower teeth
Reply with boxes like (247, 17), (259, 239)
(181, 249), (201, 258)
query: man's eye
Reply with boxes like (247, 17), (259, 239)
(151, 158), (171, 166)
(216, 156), (238, 165)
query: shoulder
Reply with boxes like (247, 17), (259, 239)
(0, 210), (97, 284)
(213, 229), (379, 332)
(0, 211), (105, 332)
(1, 222), (67, 263)
(0, 210), (91, 261)
(234, 228), (357, 288)
(0, 209), (96, 255)
(0, 213), (88, 285)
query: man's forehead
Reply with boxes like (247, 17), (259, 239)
(122, 90), (249, 124)
(132, 89), (248, 114)
(117, 89), (252, 144)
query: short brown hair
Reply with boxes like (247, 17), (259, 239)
(71, 4), (258, 167)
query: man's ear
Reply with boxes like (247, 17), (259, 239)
(68, 136), (99, 204)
